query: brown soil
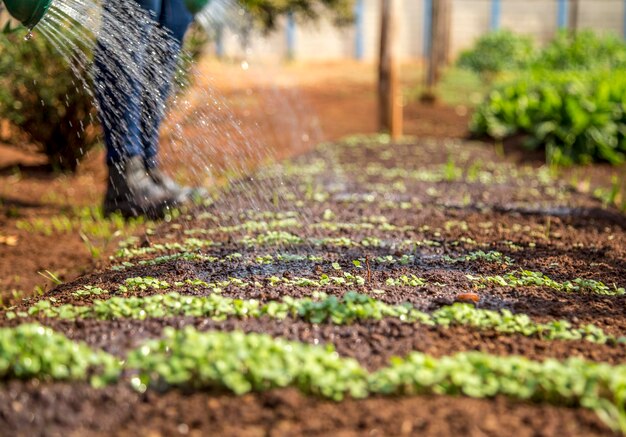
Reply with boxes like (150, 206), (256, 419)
(0, 383), (613, 437)
(0, 61), (467, 301)
(1, 61), (625, 436)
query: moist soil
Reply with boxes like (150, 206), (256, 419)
(1, 63), (626, 436)
(0, 383), (613, 437)
(0, 61), (468, 300)
(1, 133), (625, 436)
(5, 317), (625, 368)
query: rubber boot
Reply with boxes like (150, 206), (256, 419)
(147, 167), (208, 203)
(104, 156), (179, 219)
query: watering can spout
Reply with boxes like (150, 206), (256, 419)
(184, 0), (211, 15)
(1, 0), (207, 28)
(2, 0), (52, 29)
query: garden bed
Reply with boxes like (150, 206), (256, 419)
(1, 136), (624, 435)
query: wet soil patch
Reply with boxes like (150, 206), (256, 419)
(3, 136), (625, 435)
(0, 382), (613, 437)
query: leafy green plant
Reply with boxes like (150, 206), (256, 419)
(0, 25), (98, 171)
(239, 0), (354, 31)
(536, 30), (626, 71)
(444, 250), (513, 265)
(113, 238), (217, 259)
(469, 270), (625, 296)
(457, 30), (535, 77)
(458, 30), (626, 76)
(369, 351), (626, 432)
(3, 323), (626, 431)
(471, 71), (626, 165)
(0, 323), (120, 387)
(18, 291), (616, 345)
(120, 276), (171, 292)
(17, 207), (146, 262)
(128, 326), (367, 400)
(385, 275), (426, 287)
(72, 286), (109, 298)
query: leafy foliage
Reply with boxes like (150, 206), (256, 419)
(458, 29), (626, 76)
(469, 270), (625, 296)
(444, 250), (513, 265)
(0, 27), (98, 171)
(0, 324), (120, 387)
(128, 327), (368, 400)
(457, 30), (535, 76)
(239, 0), (354, 31)
(2, 323), (626, 431)
(471, 71), (626, 165)
(120, 277), (171, 292)
(537, 30), (626, 71)
(370, 351), (626, 432)
(18, 292), (616, 344)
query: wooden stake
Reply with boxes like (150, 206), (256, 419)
(569, 0), (580, 36)
(378, 0), (403, 139)
(425, 0), (451, 98)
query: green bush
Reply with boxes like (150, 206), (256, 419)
(536, 30), (626, 71)
(0, 24), (98, 171)
(471, 71), (626, 165)
(457, 30), (535, 77)
(457, 29), (626, 76)
(239, 0), (354, 30)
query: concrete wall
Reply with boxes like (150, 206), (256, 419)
(212, 0), (626, 61)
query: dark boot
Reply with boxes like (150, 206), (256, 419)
(104, 156), (179, 219)
(147, 167), (207, 203)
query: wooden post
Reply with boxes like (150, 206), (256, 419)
(424, 0), (451, 100)
(378, 0), (402, 139)
(569, 0), (579, 36)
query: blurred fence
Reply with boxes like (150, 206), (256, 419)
(216, 0), (626, 61)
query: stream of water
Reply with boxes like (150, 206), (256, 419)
(25, 0), (349, 257)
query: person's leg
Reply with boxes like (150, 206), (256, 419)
(139, 0), (205, 201)
(93, 0), (163, 167)
(141, 0), (193, 169)
(94, 0), (181, 217)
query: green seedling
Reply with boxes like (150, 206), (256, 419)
(72, 286), (109, 298)
(18, 292), (614, 345)
(469, 270), (625, 296)
(37, 270), (62, 286)
(2, 323), (626, 431)
(444, 250), (513, 265)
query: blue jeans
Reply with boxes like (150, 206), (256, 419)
(94, 0), (193, 168)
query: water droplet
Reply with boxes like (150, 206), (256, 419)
(24, 30), (34, 41)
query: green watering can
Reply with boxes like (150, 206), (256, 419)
(2, 0), (52, 28)
(183, 0), (211, 15)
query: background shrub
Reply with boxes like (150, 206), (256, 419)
(0, 24), (99, 171)
(471, 71), (626, 165)
(457, 30), (535, 77)
(457, 29), (626, 76)
(536, 30), (626, 71)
